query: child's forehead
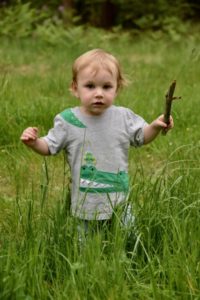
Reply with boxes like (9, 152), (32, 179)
(78, 65), (117, 82)
(78, 61), (118, 77)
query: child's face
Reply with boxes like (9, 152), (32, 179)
(72, 66), (118, 116)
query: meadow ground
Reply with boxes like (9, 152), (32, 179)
(0, 28), (200, 299)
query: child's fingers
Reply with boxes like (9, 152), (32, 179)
(162, 118), (174, 135)
(157, 119), (168, 128)
(20, 127), (38, 141)
(158, 115), (174, 128)
(32, 127), (38, 133)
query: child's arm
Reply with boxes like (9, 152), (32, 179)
(20, 127), (50, 155)
(143, 114), (174, 145)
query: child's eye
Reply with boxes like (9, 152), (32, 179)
(103, 84), (112, 90)
(85, 83), (95, 89)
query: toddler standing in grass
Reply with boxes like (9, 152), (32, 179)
(21, 48), (173, 226)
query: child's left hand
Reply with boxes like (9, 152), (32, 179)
(157, 114), (174, 134)
(144, 114), (174, 144)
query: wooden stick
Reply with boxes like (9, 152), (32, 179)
(164, 80), (181, 124)
(163, 80), (181, 134)
(164, 80), (176, 124)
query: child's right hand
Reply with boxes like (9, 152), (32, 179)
(20, 127), (39, 147)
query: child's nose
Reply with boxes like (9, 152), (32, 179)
(95, 87), (103, 97)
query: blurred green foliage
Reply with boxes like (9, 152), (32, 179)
(0, 2), (48, 38)
(0, 0), (199, 39)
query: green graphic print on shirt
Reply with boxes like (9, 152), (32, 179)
(60, 109), (129, 194)
(80, 152), (129, 193)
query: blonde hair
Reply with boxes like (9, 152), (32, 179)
(70, 49), (128, 92)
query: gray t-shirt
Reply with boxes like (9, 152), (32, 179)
(43, 105), (147, 220)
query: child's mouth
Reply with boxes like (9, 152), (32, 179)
(93, 102), (104, 106)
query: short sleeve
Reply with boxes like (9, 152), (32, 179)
(125, 108), (148, 147)
(42, 114), (68, 155)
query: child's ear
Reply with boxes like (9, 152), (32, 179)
(71, 81), (79, 98)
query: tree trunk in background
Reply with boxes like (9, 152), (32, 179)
(62, 0), (74, 9)
(100, 0), (118, 28)
(74, 0), (118, 28)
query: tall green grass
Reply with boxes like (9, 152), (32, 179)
(0, 29), (200, 299)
